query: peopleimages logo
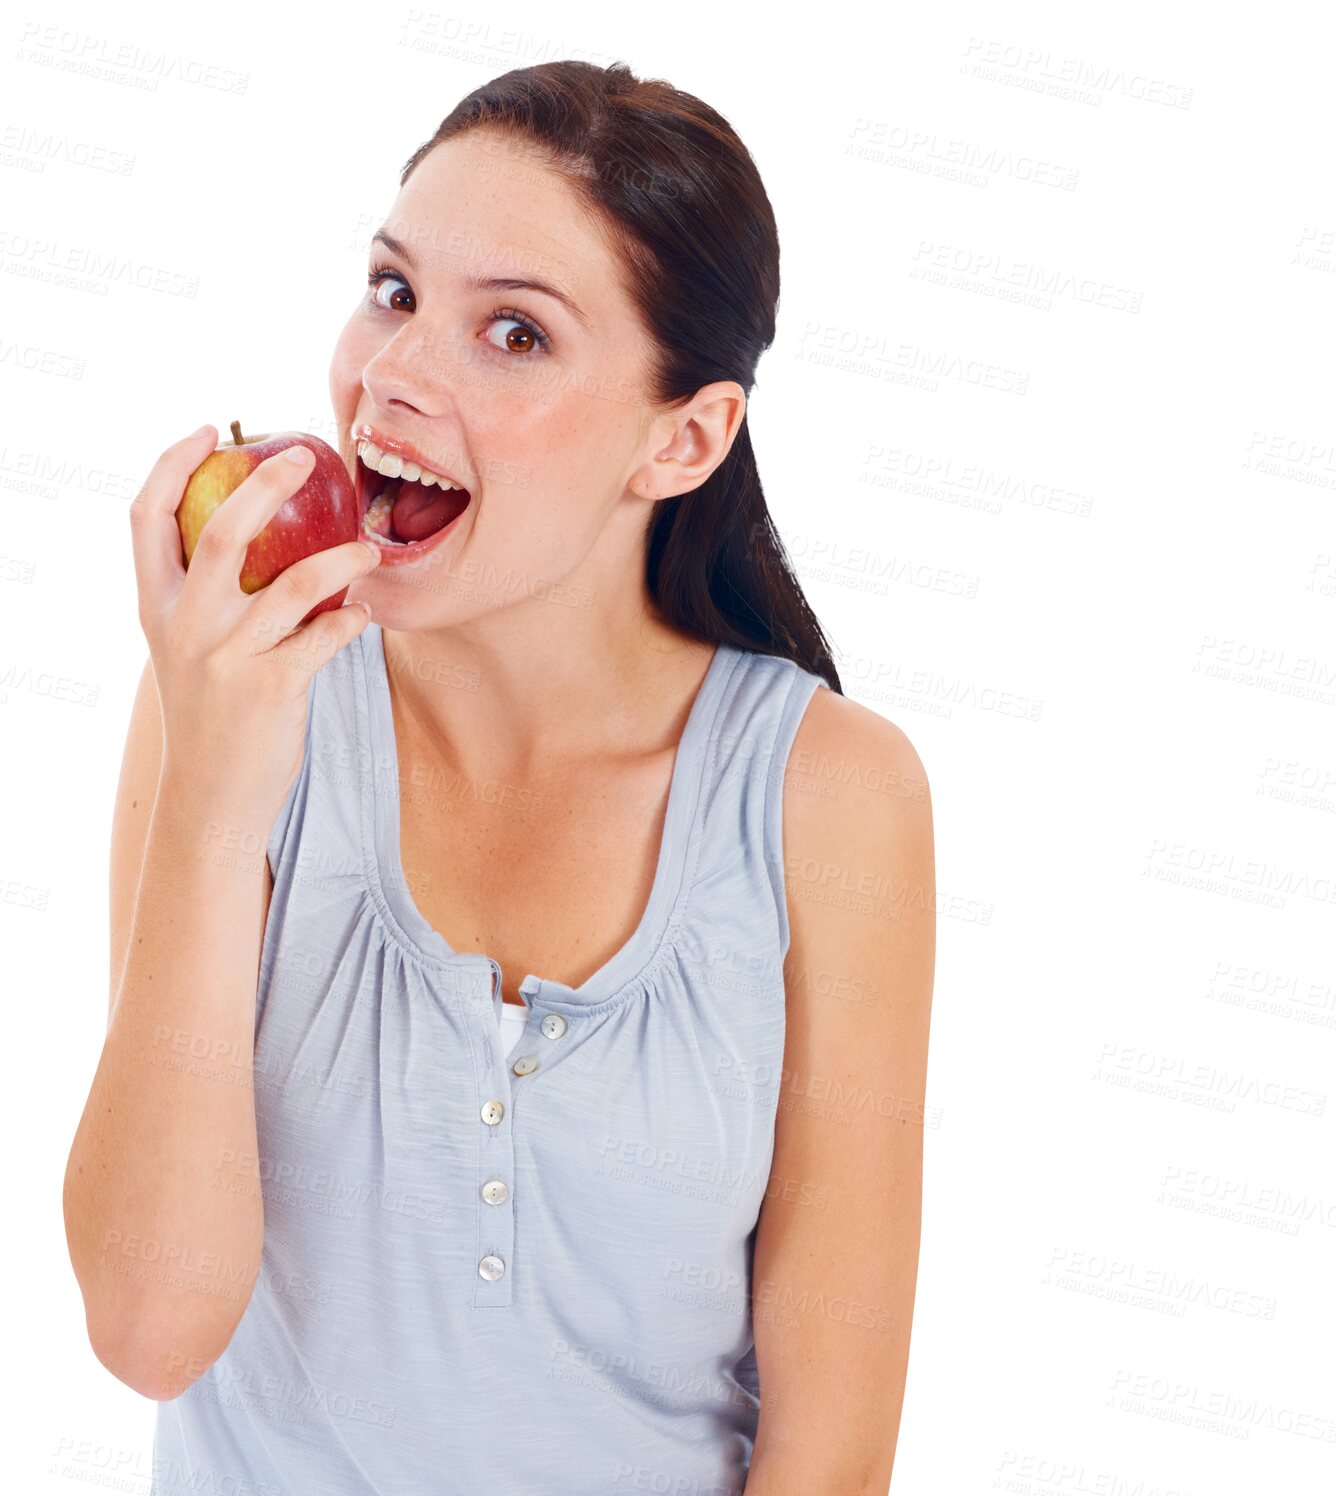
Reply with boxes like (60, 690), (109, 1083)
(0, 228), (200, 298)
(16, 23), (250, 95)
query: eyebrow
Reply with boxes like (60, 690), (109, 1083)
(372, 229), (589, 329)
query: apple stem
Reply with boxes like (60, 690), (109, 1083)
(230, 420), (245, 446)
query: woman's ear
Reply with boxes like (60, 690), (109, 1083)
(632, 382), (747, 500)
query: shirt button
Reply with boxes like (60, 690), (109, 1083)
(540, 1013), (567, 1039)
(481, 1179), (509, 1205)
(512, 1054), (539, 1076)
(480, 1099), (505, 1125)
(478, 1253), (506, 1281)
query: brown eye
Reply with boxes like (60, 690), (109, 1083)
(484, 309), (550, 356)
(367, 270), (413, 312)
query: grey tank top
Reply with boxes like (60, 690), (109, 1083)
(152, 619), (828, 1495)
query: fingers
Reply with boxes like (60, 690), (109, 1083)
(271, 593), (374, 677)
(185, 445), (324, 614)
(128, 425), (218, 625)
(245, 539), (382, 652)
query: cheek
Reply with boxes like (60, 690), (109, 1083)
(505, 462), (622, 567)
(328, 318), (387, 404)
(499, 407), (611, 516)
(327, 326), (360, 404)
(459, 394), (558, 492)
(470, 412), (607, 547)
(474, 385), (619, 474)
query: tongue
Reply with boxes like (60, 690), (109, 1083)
(391, 480), (470, 542)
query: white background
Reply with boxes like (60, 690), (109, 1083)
(4, 0), (1333, 1490)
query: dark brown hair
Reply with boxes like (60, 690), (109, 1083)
(401, 59), (842, 693)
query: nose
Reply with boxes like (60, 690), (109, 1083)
(361, 319), (453, 418)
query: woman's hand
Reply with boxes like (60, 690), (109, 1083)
(129, 423), (382, 824)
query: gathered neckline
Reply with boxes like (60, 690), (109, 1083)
(358, 622), (737, 1009)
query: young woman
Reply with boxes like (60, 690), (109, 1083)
(65, 60), (934, 1496)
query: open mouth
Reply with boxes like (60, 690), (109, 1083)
(355, 444), (472, 551)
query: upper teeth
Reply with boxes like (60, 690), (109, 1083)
(356, 438), (464, 490)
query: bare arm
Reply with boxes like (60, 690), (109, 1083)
(63, 657), (274, 1401)
(107, 656), (275, 1032)
(747, 694), (935, 1494)
(63, 424), (378, 1401)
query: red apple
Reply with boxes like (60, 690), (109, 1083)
(177, 420), (360, 625)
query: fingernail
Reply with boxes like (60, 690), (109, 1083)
(192, 423), (215, 438)
(282, 445), (314, 465)
(361, 541), (383, 563)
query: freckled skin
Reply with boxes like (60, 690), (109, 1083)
(327, 128), (687, 640)
(322, 126), (748, 999)
(324, 136), (739, 655)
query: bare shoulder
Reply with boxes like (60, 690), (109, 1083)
(779, 679), (936, 1024)
(783, 682), (934, 868)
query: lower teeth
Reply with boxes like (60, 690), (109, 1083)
(362, 490), (410, 546)
(361, 479), (461, 548)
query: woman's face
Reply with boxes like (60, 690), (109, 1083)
(328, 129), (675, 631)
